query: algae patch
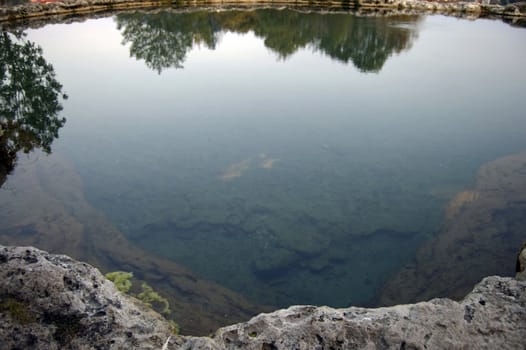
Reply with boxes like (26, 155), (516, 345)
(105, 271), (176, 331)
(137, 282), (171, 316)
(0, 297), (36, 324)
(105, 271), (133, 293)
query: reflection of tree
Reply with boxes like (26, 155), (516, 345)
(314, 15), (420, 72)
(0, 31), (67, 188)
(115, 12), (219, 73)
(115, 9), (421, 73)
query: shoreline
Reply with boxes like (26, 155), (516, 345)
(1, 0), (525, 26)
(1, 244), (525, 348)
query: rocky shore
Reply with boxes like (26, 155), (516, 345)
(378, 151), (526, 306)
(1, 244), (525, 349)
(0, 0), (525, 25)
(0, 154), (268, 335)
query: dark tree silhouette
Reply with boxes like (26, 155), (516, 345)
(115, 9), (421, 73)
(115, 11), (219, 73)
(0, 31), (67, 188)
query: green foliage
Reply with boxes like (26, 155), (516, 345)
(137, 282), (171, 316)
(105, 271), (179, 332)
(105, 271), (133, 293)
(168, 319), (180, 335)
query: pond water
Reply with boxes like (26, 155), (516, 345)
(2, 7), (526, 320)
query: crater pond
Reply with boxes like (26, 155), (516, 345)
(1, 6), (526, 334)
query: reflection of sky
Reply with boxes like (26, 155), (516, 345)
(26, 15), (526, 165)
(19, 13), (526, 307)
(30, 17), (526, 124)
(23, 15), (526, 209)
(23, 15), (526, 188)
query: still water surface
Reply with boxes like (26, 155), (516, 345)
(2, 9), (526, 311)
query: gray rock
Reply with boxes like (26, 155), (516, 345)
(1, 244), (525, 349)
(0, 245), (173, 349)
(178, 276), (526, 349)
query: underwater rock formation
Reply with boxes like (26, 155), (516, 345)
(1, 244), (525, 349)
(379, 151), (526, 305)
(0, 153), (267, 335)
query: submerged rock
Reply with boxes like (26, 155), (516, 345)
(0, 154), (267, 335)
(379, 151), (526, 306)
(1, 244), (525, 349)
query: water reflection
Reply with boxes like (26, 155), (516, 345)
(115, 9), (421, 73)
(0, 31), (67, 188)
(3, 12), (525, 327)
(116, 11), (217, 72)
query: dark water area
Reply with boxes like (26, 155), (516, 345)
(1, 7), (526, 326)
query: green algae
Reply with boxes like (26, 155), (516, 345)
(137, 282), (171, 316)
(105, 271), (133, 293)
(105, 272), (176, 329)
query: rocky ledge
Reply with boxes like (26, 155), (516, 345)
(1, 244), (526, 349)
(0, 245), (173, 349)
(0, 0), (525, 24)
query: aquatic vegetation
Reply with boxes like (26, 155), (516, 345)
(105, 271), (133, 293)
(137, 282), (171, 316)
(105, 272), (173, 321)
(168, 320), (180, 335)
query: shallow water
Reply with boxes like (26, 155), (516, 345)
(2, 9), (526, 311)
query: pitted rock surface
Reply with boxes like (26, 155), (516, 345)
(177, 276), (526, 349)
(1, 244), (525, 349)
(0, 245), (172, 349)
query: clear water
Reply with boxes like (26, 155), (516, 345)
(2, 9), (526, 309)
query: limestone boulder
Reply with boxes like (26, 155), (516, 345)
(178, 276), (526, 349)
(0, 245), (173, 349)
(1, 244), (525, 349)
